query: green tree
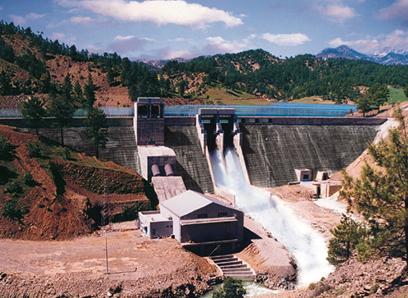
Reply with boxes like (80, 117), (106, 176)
(73, 81), (84, 105)
(86, 107), (107, 158)
(368, 84), (389, 111)
(2, 199), (26, 221)
(107, 67), (115, 86)
(0, 71), (14, 95)
(84, 74), (96, 109)
(341, 107), (408, 264)
(328, 215), (365, 265)
(356, 97), (372, 117)
(213, 278), (246, 298)
(404, 85), (408, 98)
(178, 80), (188, 98)
(62, 74), (73, 102)
(49, 93), (74, 146)
(21, 96), (47, 135)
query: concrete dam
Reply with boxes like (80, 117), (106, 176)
(0, 99), (386, 284)
(0, 102), (383, 192)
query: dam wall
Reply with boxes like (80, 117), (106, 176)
(33, 126), (141, 173)
(1, 112), (385, 192)
(241, 123), (379, 187)
(164, 126), (214, 193)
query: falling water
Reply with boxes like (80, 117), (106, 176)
(210, 148), (333, 286)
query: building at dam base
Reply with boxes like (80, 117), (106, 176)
(139, 190), (244, 249)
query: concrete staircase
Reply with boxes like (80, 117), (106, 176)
(210, 254), (256, 281)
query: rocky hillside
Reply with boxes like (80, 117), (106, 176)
(0, 125), (155, 240)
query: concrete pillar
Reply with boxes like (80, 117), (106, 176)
(151, 164), (161, 176)
(215, 121), (224, 151)
(164, 163), (174, 176)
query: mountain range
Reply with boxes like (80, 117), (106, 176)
(316, 45), (408, 65)
(143, 45), (408, 68)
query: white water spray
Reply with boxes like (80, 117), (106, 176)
(210, 148), (333, 286)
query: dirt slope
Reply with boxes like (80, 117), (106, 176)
(0, 125), (152, 240)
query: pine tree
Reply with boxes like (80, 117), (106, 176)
(49, 93), (74, 146)
(84, 74), (96, 109)
(178, 80), (188, 98)
(368, 84), (389, 111)
(0, 71), (14, 95)
(21, 96), (46, 135)
(62, 74), (73, 102)
(356, 97), (372, 117)
(107, 67), (115, 86)
(341, 107), (408, 264)
(86, 107), (107, 158)
(73, 81), (84, 105)
(328, 215), (365, 265)
(404, 85), (408, 98)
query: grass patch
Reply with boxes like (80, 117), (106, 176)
(202, 87), (255, 100)
(291, 96), (336, 105)
(388, 87), (408, 104)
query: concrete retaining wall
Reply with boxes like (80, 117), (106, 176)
(241, 124), (379, 187)
(32, 126), (140, 173)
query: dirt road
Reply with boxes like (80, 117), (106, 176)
(0, 229), (217, 297)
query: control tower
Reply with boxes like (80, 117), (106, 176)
(134, 97), (164, 146)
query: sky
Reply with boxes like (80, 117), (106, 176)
(0, 0), (408, 60)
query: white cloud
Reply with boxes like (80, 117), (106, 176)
(10, 12), (45, 25)
(379, 0), (408, 23)
(319, 3), (357, 23)
(261, 33), (311, 46)
(69, 16), (94, 24)
(205, 36), (247, 54)
(50, 32), (77, 44)
(329, 30), (408, 53)
(56, 0), (243, 28)
(109, 35), (154, 54)
(161, 49), (192, 60)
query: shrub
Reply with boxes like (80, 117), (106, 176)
(213, 278), (246, 298)
(0, 136), (13, 160)
(49, 162), (65, 195)
(62, 147), (72, 160)
(5, 180), (23, 196)
(23, 173), (36, 186)
(0, 166), (17, 185)
(27, 142), (42, 158)
(2, 199), (27, 221)
(112, 202), (148, 223)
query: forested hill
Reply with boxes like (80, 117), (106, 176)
(1, 21), (408, 107)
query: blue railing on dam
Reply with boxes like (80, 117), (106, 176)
(0, 103), (356, 118)
(0, 107), (135, 118)
(164, 103), (357, 117)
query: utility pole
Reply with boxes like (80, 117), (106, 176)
(104, 182), (109, 275)
(105, 227), (109, 274)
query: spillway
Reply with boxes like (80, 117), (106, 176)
(210, 147), (334, 286)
